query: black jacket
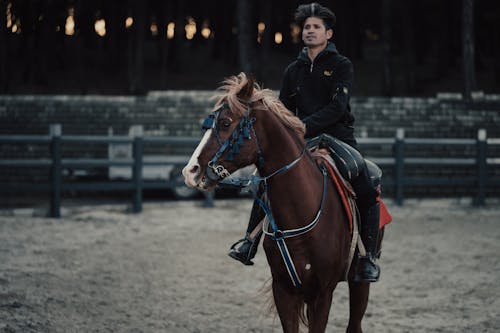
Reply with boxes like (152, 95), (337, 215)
(279, 42), (356, 148)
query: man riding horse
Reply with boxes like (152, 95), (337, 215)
(228, 2), (381, 283)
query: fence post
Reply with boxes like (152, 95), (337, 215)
(49, 124), (62, 218)
(394, 128), (405, 206)
(132, 125), (144, 213)
(475, 129), (487, 206)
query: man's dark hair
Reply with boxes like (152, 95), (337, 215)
(294, 2), (336, 30)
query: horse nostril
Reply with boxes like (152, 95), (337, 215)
(189, 164), (200, 175)
(183, 163), (200, 178)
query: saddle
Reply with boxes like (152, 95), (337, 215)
(307, 134), (381, 191)
(307, 134), (391, 230)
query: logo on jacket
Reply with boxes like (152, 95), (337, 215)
(323, 70), (333, 76)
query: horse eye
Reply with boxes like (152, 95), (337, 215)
(221, 118), (232, 128)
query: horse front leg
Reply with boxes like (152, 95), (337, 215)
(346, 281), (370, 333)
(272, 281), (301, 333)
(307, 291), (333, 333)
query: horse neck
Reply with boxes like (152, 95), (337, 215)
(255, 108), (303, 175)
(257, 112), (325, 229)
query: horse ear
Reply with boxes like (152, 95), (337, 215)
(237, 73), (254, 101)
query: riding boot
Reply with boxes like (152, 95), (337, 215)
(228, 199), (266, 265)
(354, 202), (381, 282)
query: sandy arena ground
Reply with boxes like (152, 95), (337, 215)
(1, 198), (499, 333)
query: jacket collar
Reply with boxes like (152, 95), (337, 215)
(297, 42), (338, 64)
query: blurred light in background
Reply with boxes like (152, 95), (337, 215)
(6, 2), (21, 34)
(185, 17), (196, 40)
(290, 23), (300, 44)
(12, 18), (20, 34)
(6, 2), (12, 28)
(125, 17), (133, 29)
(150, 21), (158, 36)
(274, 32), (282, 44)
(94, 19), (106, 37)
(201, 20), (211, 39)
(257, 22), (265, 43)
(65, 8), (75, 36)
(167, 22), (175, 39)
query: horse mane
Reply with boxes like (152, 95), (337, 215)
(213, 73), (306, 142)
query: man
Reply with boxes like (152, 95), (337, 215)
(228, 2), (381, 283)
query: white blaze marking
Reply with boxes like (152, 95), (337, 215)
(305, 264), (311, 270)
(182, 129), (212, 187)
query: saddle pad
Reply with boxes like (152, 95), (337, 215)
(378, 197), (392, 228)
(316, 154), (355, 234)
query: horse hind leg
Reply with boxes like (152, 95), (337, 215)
(346, 281), (370, 333)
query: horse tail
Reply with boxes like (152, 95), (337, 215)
(259, 279), (310, 329)
(299, 302), (309, 328)
(258, 278), (274, 310)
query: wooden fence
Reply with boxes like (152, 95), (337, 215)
(1, 125), (499, 218)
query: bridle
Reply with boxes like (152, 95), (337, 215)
(201, 102), (265, 183)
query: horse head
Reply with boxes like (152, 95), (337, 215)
(182, 73), (262, 191)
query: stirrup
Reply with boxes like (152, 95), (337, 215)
(229, 237), (248, 250)
(228, 238), (255, 266)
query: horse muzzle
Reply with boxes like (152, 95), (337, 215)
(182, 163), (204, 189)
(182, 162), (227, 191)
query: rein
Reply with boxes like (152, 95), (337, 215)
(218, 148), (306, 189)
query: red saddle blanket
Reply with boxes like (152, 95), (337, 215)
(315, 152), (392, 232)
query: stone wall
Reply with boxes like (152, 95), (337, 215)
(1, 92), (500, 197)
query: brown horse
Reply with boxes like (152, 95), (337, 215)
(183, 73), (380, 333)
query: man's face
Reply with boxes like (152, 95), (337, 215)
(302, 16), (332, 48)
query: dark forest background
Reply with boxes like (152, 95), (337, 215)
(0, 0), (499, 97)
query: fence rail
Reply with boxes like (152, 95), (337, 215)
(1, 124), (499, 217)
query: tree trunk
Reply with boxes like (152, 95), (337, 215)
(158, 2), (171, 89)
(128, 0), (146, 94)
(462, 0), (476, 101)
(381, 0), (393, 96)
(256, 0), (272, 84)
(71, 0), (85, 93)
(436, 0), (454, 78)
(0, 0), (8, 92)
(401, 0), (417, 95)
(212, 0), (235, 65)
(237, 0), (255, 75)
(170, 0), (186, 73)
